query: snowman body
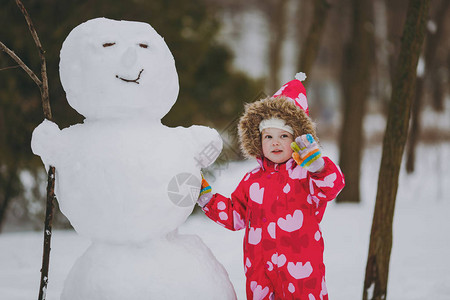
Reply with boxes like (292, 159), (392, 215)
(31, 18), (235, 299)
(50, 121), (219, 243)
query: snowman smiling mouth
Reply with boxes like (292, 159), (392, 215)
(116, 69), (144, 84)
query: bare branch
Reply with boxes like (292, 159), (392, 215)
(0, 65), (21, 71)
(15, 0), (45, 56)
(1, 2), (57, 299)
(38, 166), (56, 300)
(15, 0), (52, 120)
(0, 40), (42, 87)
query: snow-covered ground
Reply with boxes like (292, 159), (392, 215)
(1, 141), (449, 299)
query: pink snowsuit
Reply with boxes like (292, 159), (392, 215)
(203, 157), (345, 300)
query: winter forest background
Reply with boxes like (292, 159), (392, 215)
(1, 0), (449, 299)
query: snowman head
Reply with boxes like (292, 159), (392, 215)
(60, 18), (179, 120)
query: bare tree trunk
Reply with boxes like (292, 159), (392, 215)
(267, 0), (288, 92)
(297, 0), (330, 87)
(384, 0), (410, 81)
(383, 0), (409, 113)
(430, 0), (450, 112)
(429, 62), (446, 112)
(405, 75), (425, 173)
(0, 164), (19, 232)
(373, 0), (392, 108)
(0, 194), (9, 231)
(336, 0), (374, 203)
(405, 0), (450, 173)
(362, 1), (429, 299)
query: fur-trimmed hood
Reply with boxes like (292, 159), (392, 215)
(238, 96), (317, 159)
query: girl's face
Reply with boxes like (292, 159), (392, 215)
(261, 128), (294, 164)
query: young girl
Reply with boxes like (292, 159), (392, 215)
(198, 73), (345, 300)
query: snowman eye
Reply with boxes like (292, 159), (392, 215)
(139, 43), (149, 49)
(102, 42), (116, 47)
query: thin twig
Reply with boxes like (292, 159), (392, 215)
(0, 41), (42, 87)
(15, 0), (45, 56)
(116, 69), (144, 84)
(15, 0), (51, 120)
(0, 65), (21, 71)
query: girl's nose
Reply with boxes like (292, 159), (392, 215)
(121, 46), (137, 67)
(272, 139), (280, 146)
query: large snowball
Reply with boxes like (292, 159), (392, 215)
(59, 18), (179, 120)
(53, 122), (222, 243)
(61, 235), (236, 300)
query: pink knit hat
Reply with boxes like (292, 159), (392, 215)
(273, 72), (309, 116)
(258, 72), (309, 134)
(239, 72), (317, 158)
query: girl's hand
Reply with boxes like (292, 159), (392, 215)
(198, 173), (213, 207)
(291, 134), (325, 173)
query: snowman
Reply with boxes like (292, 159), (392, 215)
(31, 18), (236, 299)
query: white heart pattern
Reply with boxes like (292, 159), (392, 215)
(273, 84), (287, 96)
(250, 281), (270, 300)
(312, 173), (337, 188)
(267, 222), (276, 239)
(246, 257), (252, 268)
(287, 261), (313, 279)
(283, 183), (290, 194)
(314, 230), (321, 241)
(321, 276), (328, 295)
(244, 172), (251, 181)
(217, 201), (226, 210)
(277, 210), (304, 232)
(287, 162), (307, 180)
(249, 182), (264, 204)
(248, 227), (262, 245)
(271, 253), (287, 267)
(295, 93), (308, 111)
(219, 212), (228, 221)
(233, 210), (245, 230)
(244, 257), (251, 274)
(307, 194), (320, 208)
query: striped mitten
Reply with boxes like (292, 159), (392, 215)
(291, 134), (325, 173)
(198, 174), (213, 207)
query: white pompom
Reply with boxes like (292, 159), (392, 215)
(295, 72), (307, 81)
